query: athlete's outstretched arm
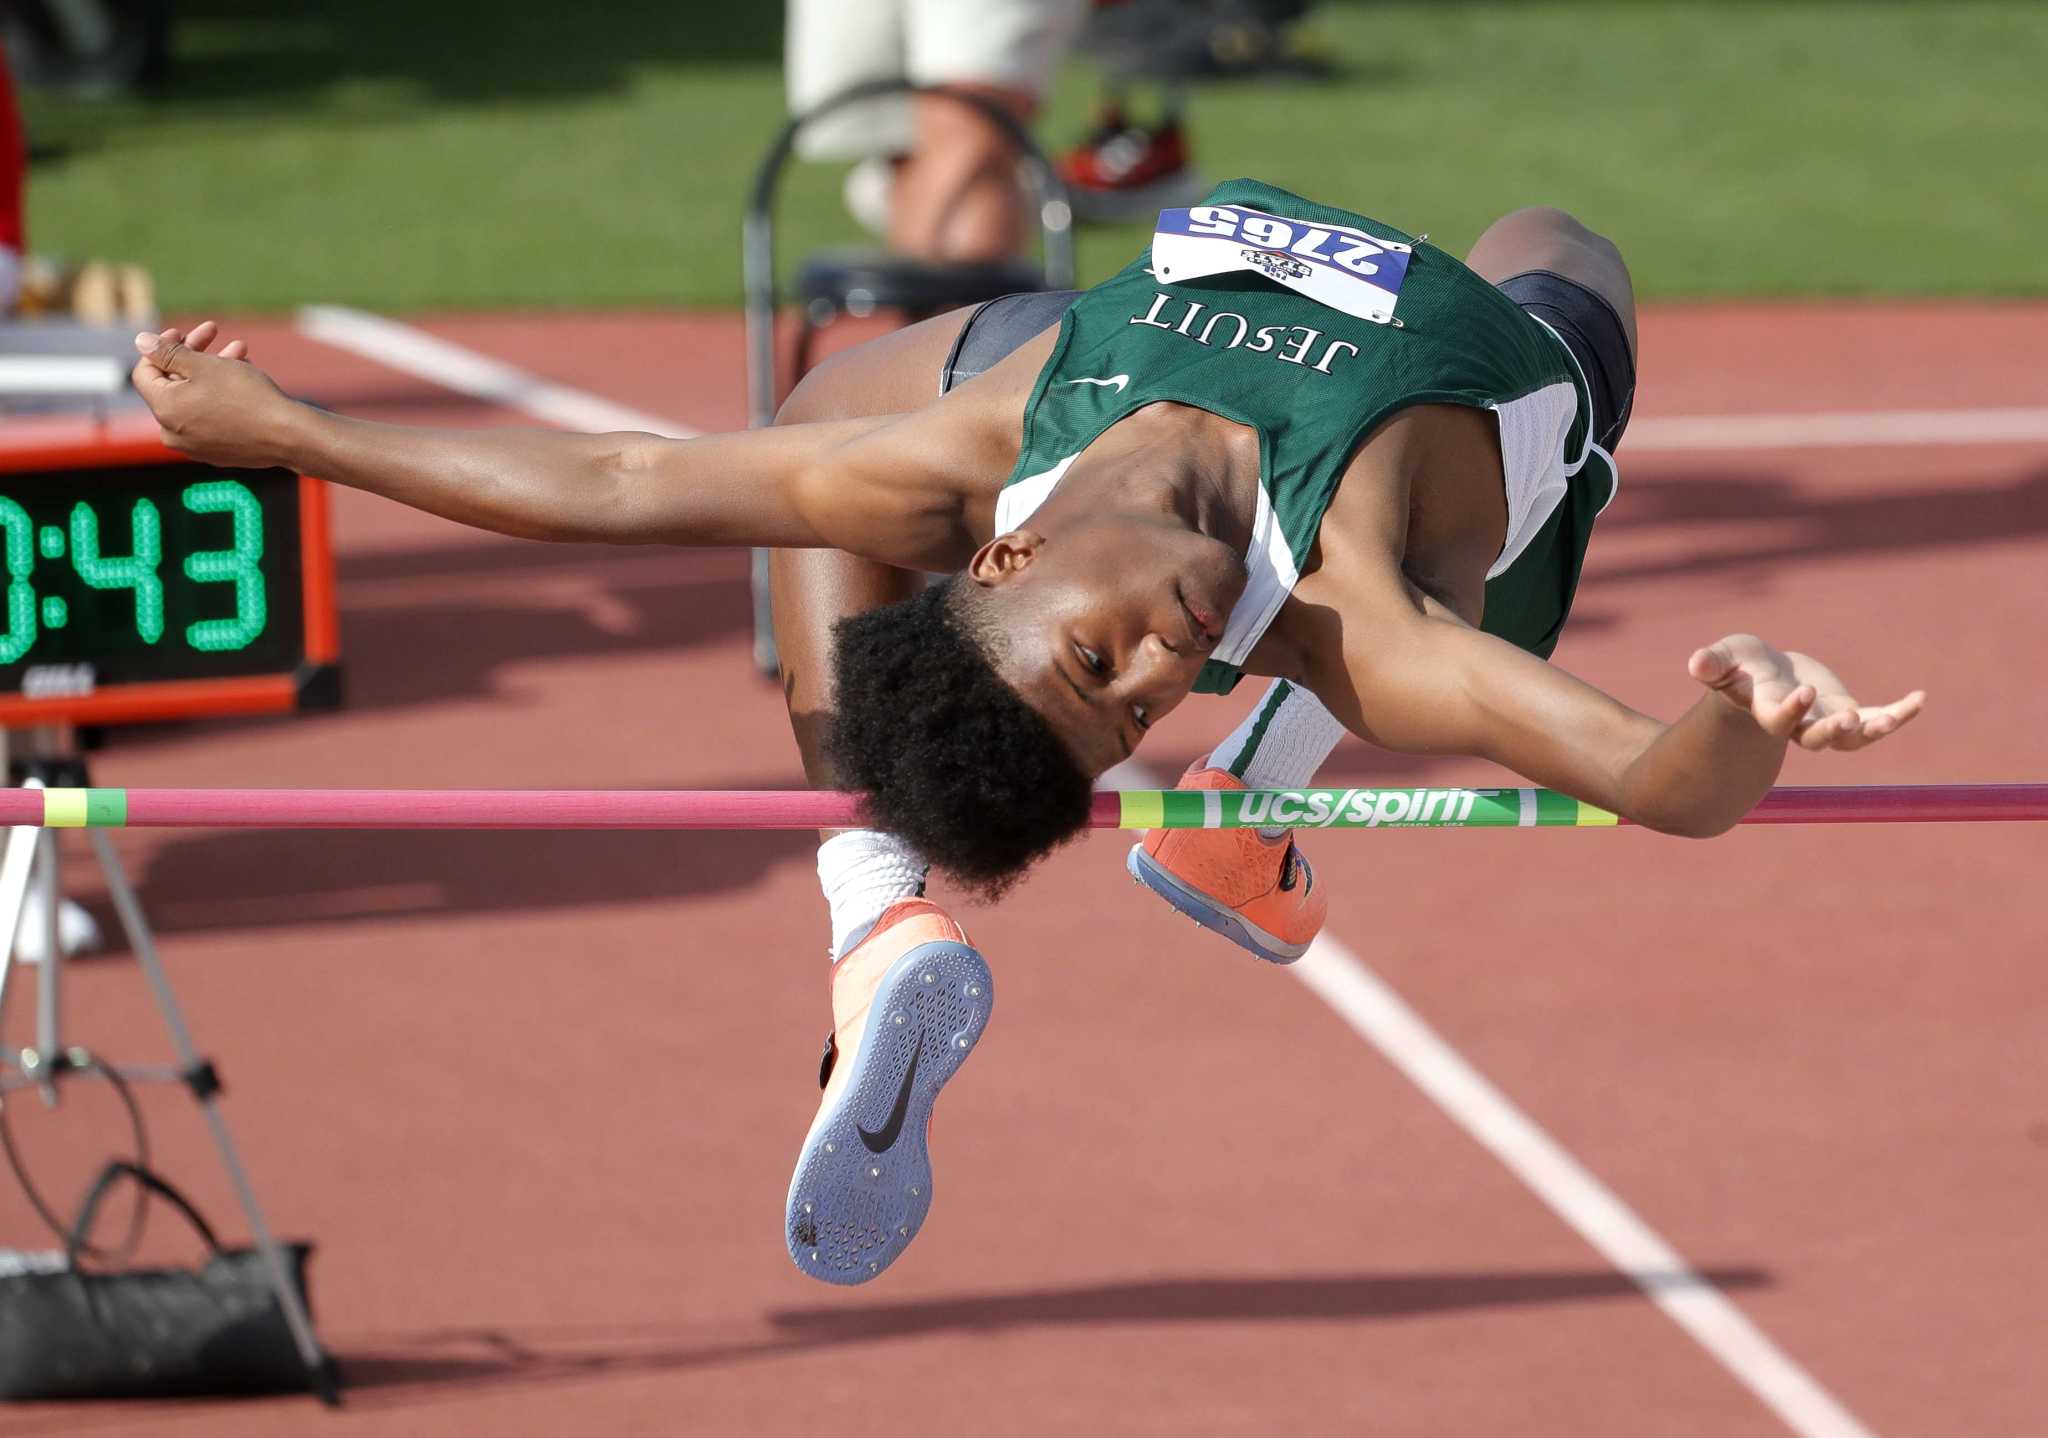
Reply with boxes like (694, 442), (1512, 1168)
(130, 323), (1000, 569)
(1302, 580), (1925, 837)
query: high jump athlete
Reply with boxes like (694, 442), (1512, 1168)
(131, 181), (1922, 1284)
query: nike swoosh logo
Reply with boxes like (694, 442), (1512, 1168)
(1064, 374), (1130, 393)
(857, 1029), (923, 1153)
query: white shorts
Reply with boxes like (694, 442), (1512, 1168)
(785, 0), (1085, 159)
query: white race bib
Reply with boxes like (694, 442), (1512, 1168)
(1151, 204), (1412, 325)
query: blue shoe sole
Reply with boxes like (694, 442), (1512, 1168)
(1126, 843), (1310, 964)
(785, 939), (993, 1285)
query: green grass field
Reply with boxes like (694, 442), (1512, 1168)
(18, 1), (2048, 312)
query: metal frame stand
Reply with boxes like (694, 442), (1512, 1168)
(0, 730), (339, 1405)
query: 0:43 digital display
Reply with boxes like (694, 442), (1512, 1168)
(0, 430), (339, 726)
(0, 462), (309, 691)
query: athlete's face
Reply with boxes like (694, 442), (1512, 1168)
(964, 518), (1247, 776)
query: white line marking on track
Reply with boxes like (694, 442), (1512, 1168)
(296, 305), (700, 438)
(302, 302), (2043, 457)
(1103, 757), (1876, 1438)
(1286, 942), (1876, 1438)
(1628, 406), (2048, 451)
(307, 310), (1880, 1432)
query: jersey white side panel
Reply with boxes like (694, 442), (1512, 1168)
(993, 454), (1078, 534)
(1211, 480), (1298, 667)
(1488, 379), (1580, 580)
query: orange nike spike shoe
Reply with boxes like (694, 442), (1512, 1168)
(1127, 763), (1326, 963)
(785, 899), (992, 1285)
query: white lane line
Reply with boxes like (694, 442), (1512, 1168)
(1102, 757), (1873, 1438)
(302, 302), (2043, 457)
(296, 305), (700, 439)
(294, 309), (1880, 1429)
(1287, 944), (1875, 1438)
(1628, 406), (2048, 452)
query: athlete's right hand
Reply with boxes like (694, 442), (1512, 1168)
(1688, 633), (1924, 752)
(132, 321), (298, 469)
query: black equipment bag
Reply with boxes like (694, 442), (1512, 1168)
(0, 1160), (316, 1400)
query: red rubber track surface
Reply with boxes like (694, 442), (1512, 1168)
(3, 301), (2045, 1436)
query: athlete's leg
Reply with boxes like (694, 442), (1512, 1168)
(770, 309), (1003, 1286)
(895, 0), (1084, 261)
(892, 84), (1038, 262)
(1468, 208), (1637, 656)
(770, 309), (980, 963)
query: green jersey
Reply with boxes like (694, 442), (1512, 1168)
(993, 179), (1618, 692)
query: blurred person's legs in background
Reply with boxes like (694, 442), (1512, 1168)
(786, 0), (1083, 262)
(1055, 0), (1324, 221)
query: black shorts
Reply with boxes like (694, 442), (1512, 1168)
(940, 273), (1637, 454)
(940, 289), (1082, 394)
(1491, 269), (1636, 454)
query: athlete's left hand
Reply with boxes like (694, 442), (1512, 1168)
(1689, 634), (1924, 751)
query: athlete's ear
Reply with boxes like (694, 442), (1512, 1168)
(966, 530), (1044, 588)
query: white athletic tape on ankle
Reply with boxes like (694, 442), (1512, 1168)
(817, 829), (928, 961)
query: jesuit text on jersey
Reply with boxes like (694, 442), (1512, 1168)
(1127, 292), (1361, 375)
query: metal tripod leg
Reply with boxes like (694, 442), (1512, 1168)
(751, 546), (778, 676)
(87, 828), (341, 1405)
(35, 830), (59, 1093)
(0, 782), (63, 1104)
(0, 817), (42, 1038)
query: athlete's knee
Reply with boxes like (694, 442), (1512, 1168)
(1474, 206), (1615, 263)
(1499, 204), (1589, 235)
(1468, 205), (1634, 338)
(1536, 208), (1626, 276)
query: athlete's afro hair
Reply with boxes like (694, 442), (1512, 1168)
(826, 577), (1093, 898)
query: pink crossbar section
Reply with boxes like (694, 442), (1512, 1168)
(1738, 784), (2048, 824)
(0, 785), (2044, 829)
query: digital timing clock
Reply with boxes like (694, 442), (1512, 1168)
(0, 423), (340, 726)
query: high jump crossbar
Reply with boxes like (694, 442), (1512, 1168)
(1, 785), (2043, 832)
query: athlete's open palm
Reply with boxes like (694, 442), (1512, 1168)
(1690, 634), (1924, 752)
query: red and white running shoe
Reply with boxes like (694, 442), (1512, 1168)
(1127, 761), (1326, 963)
(785, 899), (993, 1284)
(1055, 106), (1208, 222)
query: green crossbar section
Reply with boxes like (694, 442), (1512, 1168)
(1117, 787), (1618, 829)
(38, 788), (129, 828)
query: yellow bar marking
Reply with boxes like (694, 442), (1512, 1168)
(1576, 801), (1618, 827)
(43, 789), (91, 828)
(1121, 790), (1165, 829)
